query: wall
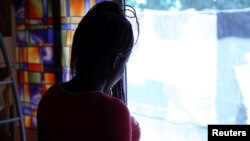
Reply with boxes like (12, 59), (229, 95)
(0, 0), (16, 70)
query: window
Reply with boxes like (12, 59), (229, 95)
(126, 0), (250, 141)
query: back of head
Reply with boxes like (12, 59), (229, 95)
(71, 1), (134, 76)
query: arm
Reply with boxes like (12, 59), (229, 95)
(131, 116), (141, 141)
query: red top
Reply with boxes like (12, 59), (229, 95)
(37, 84), (140, 141)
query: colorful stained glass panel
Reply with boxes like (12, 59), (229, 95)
(29, 84), (42, 105)
(27, 47), (40, 63)
(24, 85), (30, 102)
(62, 47), (71, 67)
(44, 73), (55, 83)
(41, 47), (54, 65)
(47, 29), (54, 43)
(16, 30), (26, 44)
(29, 30), (45, 44)
(26, 0), (43, 18)
(28, 72), (42, 83)
(28, 64), (43, 71)
(60, 0), (67, 17)
(24, 115), (32, 129)
(20, 48), (28, 63)
(42, 84), (52, 94)
(70, 0), (85, 16)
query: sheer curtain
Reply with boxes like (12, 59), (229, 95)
(217, 10), (250, 124)
(127, 8), (250, 141)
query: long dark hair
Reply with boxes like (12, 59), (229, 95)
(70, 1), (139, 77)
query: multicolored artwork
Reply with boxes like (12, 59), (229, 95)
(14, 0), (105, 129)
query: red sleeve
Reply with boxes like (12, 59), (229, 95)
(101, 99), (132, 141)
(131, 116), (141, 141)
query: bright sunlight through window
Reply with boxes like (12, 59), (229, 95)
(126, 0), (250, 141)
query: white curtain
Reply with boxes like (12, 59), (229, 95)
(127, 9), (250, 141)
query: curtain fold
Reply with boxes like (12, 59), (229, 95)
(216, 10), (250, 124)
